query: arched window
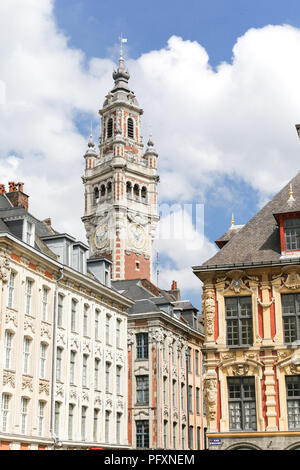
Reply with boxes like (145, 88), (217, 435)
(134, 184), (140, 200)
(107, 181), (112, 197)
(126, 181), (132, 199)
(107, 118), (113, 139)
(94, 187), (99, 204)
(127, 117), (134, 139)
(141, 187), (147, 204)
(100, 184), (106, 198)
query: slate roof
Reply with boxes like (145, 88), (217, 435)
(215, 225), (244, 248)
(198, 172), (300, 268)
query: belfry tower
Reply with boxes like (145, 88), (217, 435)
(82, 41), (159, 282)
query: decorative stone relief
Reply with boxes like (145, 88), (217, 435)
(70, 334), (79, 351)
(203, 371), (218, 426)
(22, 375), (33, 392)
(117, 399), (124, 411)
(173, 409), (179, 421)
(163, 405), (169, 418)
(41, 324), (51, 340)
(3, 370), (15, 388)
(149, 327), (164, 344)
(220, 270), (258, 294)
(257, 297), (275, 308)
(105, 397), (113, 409)
(24, 316), (35, 334)
(273, 266), (300, 290)
(5, 311), (18, 328)
(83, 339), (91, 354)
(0, 252), (10, 283)
(127, 330), (135, 349)
(95, 343), (102, 358)
(203, 288), (215, 338)
(39, 379), (50, 396)
(116, 352), (124, 364)
(82, 392), (89, 404)
(105, 349), (113, 362)
(94, 395), (102, 408)
(56, 385), (64, 398)
(232, 363), (249, 376)
(57, 330), (66, 347)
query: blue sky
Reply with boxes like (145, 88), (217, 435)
(2, 1), (300, 311)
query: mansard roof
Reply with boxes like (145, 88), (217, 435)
(197, 171), (300, 269)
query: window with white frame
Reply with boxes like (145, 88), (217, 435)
(26, 221), (34, 246)
(54, 401), (60, 436)
(106, 314), (110, 345)
(116, 319), (121, 348)
(57, 293), (64, 327)
(95, 309), (100, 340)
(83, 304), (89, 337)
(105, 411), (110, 443)
(25, 279), (33, 316)
(116, 412), (122, 444)
(70, 351), (76, 385)
(116, 365), (122, 395)
(82, 354), (88, 388)
(21, 397), (29, 434)
(7, 271), (15, 309)
(40, 343), (47, 378)
(23, 337), (31, 375)
(68, 404), (74, 440)
(93, 408), (99, 442)
(42, 287), (49, 322)
(4, 331), (13, 370)
(56, 347), (63, 382)
(286, 376), (300, 429)
(1, 393), (10, 432)
(38, 401), (45, 437)
(94, 358), (100, 390)
(71, 299), (77, 332)
(81, 406), (87, 441)
(105, 362), (111, 393)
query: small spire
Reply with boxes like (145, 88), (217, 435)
(85, 126), (97, 157)
(231, 213), (235, 228)
(119, 33), (127, 67)
(289, 183), (295, 202)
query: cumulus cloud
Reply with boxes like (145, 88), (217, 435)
(1, 1), (300, 296)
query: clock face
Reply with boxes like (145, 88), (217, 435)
(128, 223), (146, 249)
(94, 224), (108, 249)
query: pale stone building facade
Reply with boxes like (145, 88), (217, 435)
(0, 184), (132, 450)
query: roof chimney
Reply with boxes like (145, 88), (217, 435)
(0, 184), (6, 194)
(169, 280), (181, 301)
(6, 182), (29, 211)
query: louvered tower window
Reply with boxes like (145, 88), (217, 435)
(107, 118), (113, 139)
(127, 117), (134, 138)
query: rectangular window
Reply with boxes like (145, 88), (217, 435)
(106, 315), (110, 344)
(26, 221), (33, 245)
(83, 305), (89, 337)
(95, 309), (100, 340)
(284, 217), (300, 251)
(68, 404), (74, 440)
(38, 401), (45, 437)
(116, 412), (121, 444)
(54, 402), (60, 436)
(94, 358), (100, 390)
(93, 408), (99, 442)
(196, 387), (200, 414)
(196, 427), (201, 449)
(163, 421), (167, 449)
(188, 425), (193, 449)
(228, 377), (257, 431)
(42, 287), (48, 322)
(71, 299), (77, 332)
(56, 347), (63, 382)
(23, 337), (31, 375)
(173, 422), (177, 449)
(225, 296), (253, 346)
(116, 365), (122, 395)
(188, 385), (193, 413)
(21, 397), (29, 434)
(25, 279), (33, 316)
(4, 331), (12, 369)
(163, 377), (167, 403)
(116, 319), (121, 348)
(70, 351), (76, 385)
(181, 383), (185, 409)
(136, 333), (148, 359)
(40, 343), (47, 378)
(136, 375), (149, 404)
(106, 362), (110, 393)
(281, 294), (300, 343)
(82, 355), (88, 388)
(81, 406), (87, 441)
(187, 347), (191, 372)
(172, 380), (176, 407)
(1, 393), (10, 432)
(182, 425), (185, 449)
(7, 271), (15, 308)
(195, 350), (199, 375)
(286, 376), (300, 429)
(105, 411), (110, 443)
(136, 420), (149, 448)
(57, 294), (64, 327)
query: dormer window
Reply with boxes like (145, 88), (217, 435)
(127, 117), (134, 139)
(107, 118), (113, 139)
(284, 218), (300, 251)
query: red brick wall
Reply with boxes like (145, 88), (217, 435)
(125, 252), (150, 281)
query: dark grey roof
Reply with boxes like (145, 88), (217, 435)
(112, 279), (155, 301)
(215, 225), (244, 247)
(129, 299), (161, 314)
(174, 300), (198, 312)
(200, 171), (300, 267)
(0, 194), (13, 209)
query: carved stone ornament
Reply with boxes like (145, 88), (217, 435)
(41, 324), (51, 340)
(116, 352), (124, 364)
(0, 253), (10, 283)
(24, 316), (35, 334)
(274, 266), (300, 290)
(70, 334), (79, 351)
(82, 392), (89, 403)
(3, 370), (15, 388)
(203, 288), (215, 337)
(22, 375), (33, 392)
(232, 363), (249, 376)
(117, 399), (124, 411)
(203, 371), (218, 424)
(163, 405), (169, 418)
(5, 311), (18, 328)
(106, 398), (113, 409)
(83, 339), (91, 354)
(39, 379), (50, 396)
(94, 395), (102, 407)
(149, 328), (164, 344)
(56, 385), (64, 398)
(257, 297), (275, 308)
(127, 330), (135, 347)
(221, 270), (258, 294)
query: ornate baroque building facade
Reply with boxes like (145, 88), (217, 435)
(194, 166), (300, 450)
(0, 183), (132, 450)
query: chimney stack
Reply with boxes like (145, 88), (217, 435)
(169, 280), (181, 301)
(6, 181), (29, 211)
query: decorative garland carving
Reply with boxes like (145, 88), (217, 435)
(39, 379), (50, 396)
(22, 375), (33, 392)
(5, 311), (18, 328)
(3, 370), (15, 388)
(257, 297), (275, 308)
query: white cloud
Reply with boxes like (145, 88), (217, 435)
(1, 3), (300, 294)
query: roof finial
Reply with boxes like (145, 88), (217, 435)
(289, 183), (295, 202)
(119, 33), (127, 67)
(231, 213), (235, 228)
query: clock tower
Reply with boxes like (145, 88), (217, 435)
(82, 46), (159, 282)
